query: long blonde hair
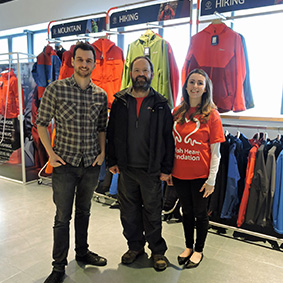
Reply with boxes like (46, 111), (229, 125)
(174, 69), (216, 124)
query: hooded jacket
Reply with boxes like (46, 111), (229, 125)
(121, 31), (173, 108)
(91, 38), (124, 108)
(107, 87), (174, 175)
(0, 69), (24, 118)
(58, 44), (76, 80)
(32, 45), (61, 99)
(182, 23), (246, 113)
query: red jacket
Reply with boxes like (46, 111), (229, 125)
(182, 23), (246, 113)
(0, 69), (24, 118)
(237, 143), (259, 227)
(32, 45), (61, 99)
(91, 38), (124, 108)
(58, 44), (76, 80)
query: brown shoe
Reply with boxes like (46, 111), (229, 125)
(121, 248), (145, 264)
(152, 254), (168, 271)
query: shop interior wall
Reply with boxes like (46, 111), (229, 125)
(0, 0), (143, 31)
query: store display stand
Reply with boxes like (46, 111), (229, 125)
(0, 52), (36, 184)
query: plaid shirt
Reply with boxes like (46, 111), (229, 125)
(36, 75), (108, 167)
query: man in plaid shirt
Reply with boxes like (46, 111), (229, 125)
(37, 42), (108, 283)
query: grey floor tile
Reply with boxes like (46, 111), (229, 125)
(0, 179), (282, 283)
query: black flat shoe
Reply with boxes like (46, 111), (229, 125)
(185, 253), (204, 269)
(177, 251), (193, 265)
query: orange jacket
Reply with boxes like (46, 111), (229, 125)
(237, 143), (259, 227)
(91, 38), (124, 108)
(0, 69), (24, 118)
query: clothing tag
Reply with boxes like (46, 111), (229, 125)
(211, 35), (219, 46)
(144, 47), (150, 57)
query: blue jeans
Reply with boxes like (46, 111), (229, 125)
(51, 162), (100, 271)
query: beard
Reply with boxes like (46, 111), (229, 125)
(74, 67), (92, 78)
(131, 75), (152, 91)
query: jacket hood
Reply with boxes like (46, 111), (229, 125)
(44, 45), (54, 55)
(69, 44), (76, 53)
(1, 68), (16, 80)
(92, 38), (115, 54)
(138, 31), (157, 44)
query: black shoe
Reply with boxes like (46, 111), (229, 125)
(76, 251), (107, 266)
(121, 248), (145, 264)
(152, 254), (168, 271)
(44, 270), (65, 283)
(177, 250), (193, 265)
(185, 253), (204, 269)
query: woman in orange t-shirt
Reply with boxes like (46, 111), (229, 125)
(169, 69), (225, 268)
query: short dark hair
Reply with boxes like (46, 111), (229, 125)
(130, 56), (154, 73)
(73, 42), (96, 61)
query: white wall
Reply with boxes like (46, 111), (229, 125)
(0, 0), (143, 31)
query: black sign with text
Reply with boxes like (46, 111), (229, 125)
(201, 0), (283, 16)
(51, 17), (106, 38)
(110, 0), (191, 29)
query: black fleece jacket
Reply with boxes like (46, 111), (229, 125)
(107, 87), (174, 175)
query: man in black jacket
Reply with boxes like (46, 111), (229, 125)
(107, 56), (174, 271)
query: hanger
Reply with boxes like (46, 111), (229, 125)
(211, 18), (223, 25)
(236, 130), (241, 139)
(99, 34), (109, 40)
(263, 132), (268, 141)
(224, 129), (229, 137)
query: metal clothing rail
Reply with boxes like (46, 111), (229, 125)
(209, 221), (283, 244)
(222, 123), (283, 132)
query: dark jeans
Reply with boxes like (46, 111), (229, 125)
(118, 167), (167, 255)
(51, 162), (100, 272)
(172, 177), (208, 253)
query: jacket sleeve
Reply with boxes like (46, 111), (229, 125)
(166, 41), (179, 107)
(160, 40), (173, 109)
(52, 55), (61, 81)
(161, 104), (174, 174)
(232, 34), (246, 112)
(121, 44), (132, 90)
(107, 99), (118, 167)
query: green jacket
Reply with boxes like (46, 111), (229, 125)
(121, 31), (173, 108)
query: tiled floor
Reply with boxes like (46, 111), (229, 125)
(0, 178), (283, 283)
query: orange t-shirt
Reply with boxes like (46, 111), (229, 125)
(172, 107), (225, 180)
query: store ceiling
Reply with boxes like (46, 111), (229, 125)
(0, 0), (14, 4)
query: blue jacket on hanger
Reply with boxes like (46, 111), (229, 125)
(273, 150), (283, 234)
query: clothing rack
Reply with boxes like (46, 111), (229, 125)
(222, 123), (283, 132)
(210, 122), (283, 245)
